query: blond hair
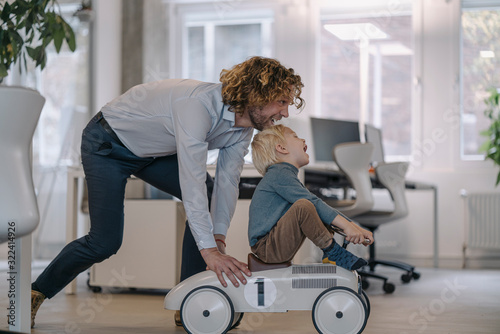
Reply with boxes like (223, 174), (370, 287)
(220, 56), (305, 116)
(251, 125), (288, 175)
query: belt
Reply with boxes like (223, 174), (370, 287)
(95, 111), (124, 146)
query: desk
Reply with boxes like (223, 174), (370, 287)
(304, 167), (439, 268)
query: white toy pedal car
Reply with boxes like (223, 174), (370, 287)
(164, 253), (370, 334)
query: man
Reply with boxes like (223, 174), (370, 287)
(30, 56), (304, 328)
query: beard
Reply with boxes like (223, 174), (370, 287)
(248, 106), (269, 131)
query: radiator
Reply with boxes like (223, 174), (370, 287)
(462, 192), (500, 260)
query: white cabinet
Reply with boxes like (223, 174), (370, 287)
(89, 199), (186, 290)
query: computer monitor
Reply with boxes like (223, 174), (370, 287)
(310, 117), (360, 163)
(365, 124), (385, 165)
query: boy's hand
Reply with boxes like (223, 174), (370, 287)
(357, 226), (374, 246)
(200, 248), (252, 288)
(331, 215), (374, 245)
(343, 224), (368, 244)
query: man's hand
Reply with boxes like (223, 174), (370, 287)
(200, 247), (252, 288)
(214, 234), (227, 254)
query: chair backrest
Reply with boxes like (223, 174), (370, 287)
(331, 142), (375, 217)
(374, 161), (409, 220)
(356, 161), (410, 228)
(0, 86), (45, 243)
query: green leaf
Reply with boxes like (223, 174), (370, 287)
(26, 29), (34, 44)
(62, 19), (76, 51)
(1, 2), (12, 22)
(8, 29), (23, 44)
(53, 27), (63, 53)
(34, 46), (44, 66)
(496, 172), (500, 186)
(39, 48), (47, 69)
(26, 46), (37, 60)
(22, 51), (27, 72)
(17, 18), (26, 30)
(25, 13), (33, 33)
(0, 63), (8, 78)
(42, 34), (54, 48)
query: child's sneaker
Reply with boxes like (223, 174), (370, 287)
(322, 239), (367, 270)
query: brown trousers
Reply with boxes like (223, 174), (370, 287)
(251, 199), (333, 263)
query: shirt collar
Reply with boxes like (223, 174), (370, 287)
(222, 105), (235, 124)
(270, 162), (299, 175)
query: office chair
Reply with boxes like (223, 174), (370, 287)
(325, 142), (375, 217)
(331, 144), (420, 293)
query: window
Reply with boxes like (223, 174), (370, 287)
(320, 3), (413, 158)
(177, 5), (274, 163)
(34, 5), (91, 167)
(181, 9), (273, 82)
(30, 3), (92, 257)
(461, 6), (500, 159)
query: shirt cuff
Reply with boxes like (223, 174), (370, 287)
(213, 222), (229, 237)
(197, 236), (217, 250)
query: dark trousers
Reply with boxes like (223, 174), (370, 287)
(34, 113), (210, 298)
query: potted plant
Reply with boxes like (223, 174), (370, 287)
(1, 1), (78, 332)
(480, 87), (500, 186)
(1, 0), (76, 81)
(1, 0), (77, 237)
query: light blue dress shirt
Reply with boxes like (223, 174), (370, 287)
(101, 79), (254, 250)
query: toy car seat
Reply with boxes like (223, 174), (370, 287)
(247, 253), (291, 272)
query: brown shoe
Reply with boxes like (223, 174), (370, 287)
(174, 310), (182, 326)
(31, 290), (46, 328)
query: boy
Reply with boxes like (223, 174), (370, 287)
(249, 125), (373, 270)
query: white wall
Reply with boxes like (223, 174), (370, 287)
(92, 0), (122, 113)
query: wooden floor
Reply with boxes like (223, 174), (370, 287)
(1, 266), (500, 333)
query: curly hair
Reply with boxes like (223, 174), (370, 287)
(251, 124), (288, 176)
(220, 56), (305, 116)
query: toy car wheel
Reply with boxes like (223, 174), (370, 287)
(312, 286), (367, 334)
(231, 312), (244, 330)
(180, 286), (234, 334)
(360, 290), (370, 320)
